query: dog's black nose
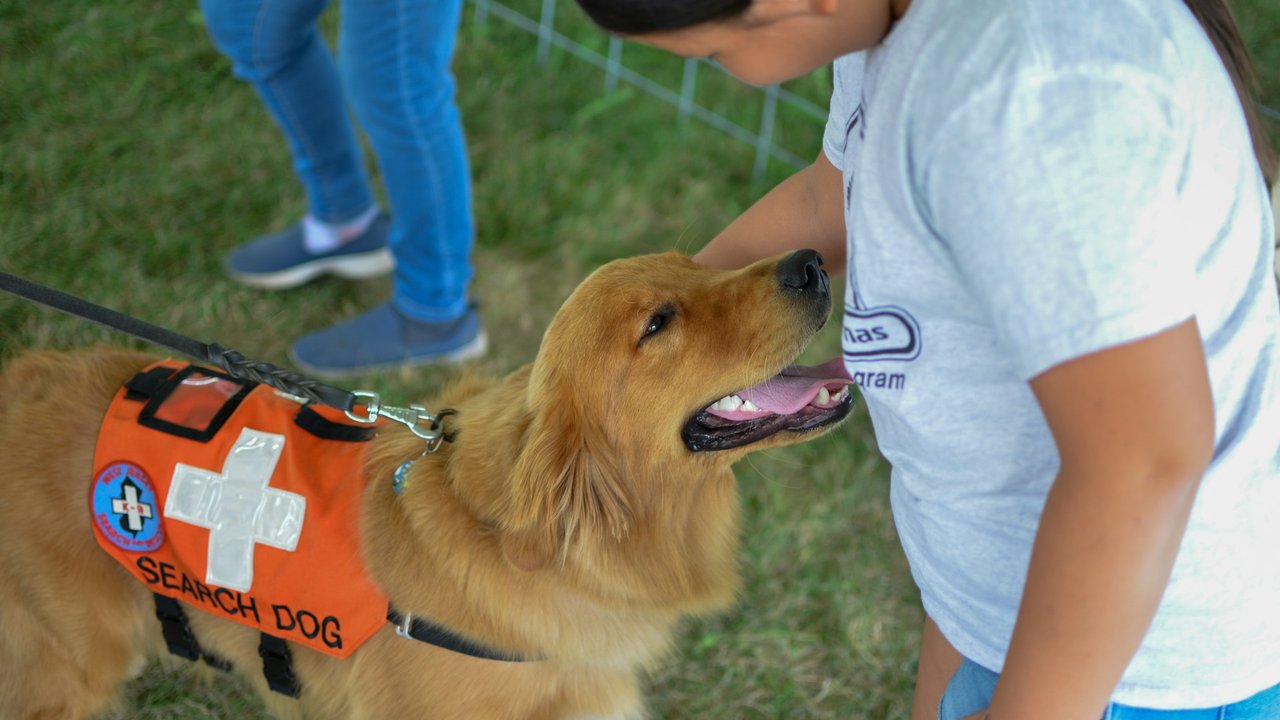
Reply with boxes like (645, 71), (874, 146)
(777, 249), (828, 296)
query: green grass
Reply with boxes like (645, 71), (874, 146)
(1237, 0), (1280, 150)
(1, 1), (1276, 718)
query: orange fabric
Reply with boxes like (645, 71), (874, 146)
(90, 361), (388, 658)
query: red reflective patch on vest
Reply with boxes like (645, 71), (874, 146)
(90, 361), (388, 658)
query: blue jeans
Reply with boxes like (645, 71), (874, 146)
(201, 0), (475, 322)
(939, 658), (1280, 719)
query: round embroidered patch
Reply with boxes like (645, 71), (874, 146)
(91, 461), (164, 552)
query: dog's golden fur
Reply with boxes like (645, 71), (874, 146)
(0, 251), (847, 719)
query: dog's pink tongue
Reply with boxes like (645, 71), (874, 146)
(730, 359), (852, 416)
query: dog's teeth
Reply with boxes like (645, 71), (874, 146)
(712, 394), (744, 412)
(816, 387), (830, 405)
(835, 387), (849, 401)
(741, 400), (760, 412)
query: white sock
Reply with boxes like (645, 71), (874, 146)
(303, 205), (380, 254)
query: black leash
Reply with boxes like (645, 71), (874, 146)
(0, 271), (358, 412)
(0, 271), (453, 443)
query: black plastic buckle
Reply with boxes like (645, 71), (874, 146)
(154, 594), (200, 661)
(258, 633), (301, 698)
(152, 594), (232, 671)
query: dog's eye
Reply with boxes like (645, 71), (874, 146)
(641, 304), (676, 343)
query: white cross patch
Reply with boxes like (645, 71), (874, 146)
(164, 428), (306, 592)
(110, 480), (153, 533)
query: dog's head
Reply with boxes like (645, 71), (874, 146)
(500, 250), (853, 571)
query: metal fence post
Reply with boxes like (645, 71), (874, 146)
(536, 0), (557, 65)
(605, 36), (623, 94)
(678, 58), (698, 127)
(754, 84), (780, 181)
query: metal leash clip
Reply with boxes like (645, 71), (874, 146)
(344, 391), (452, 454)
(394, 611), (415, 640)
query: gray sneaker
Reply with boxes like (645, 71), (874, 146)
(289, 302), (487, 378)
(225, 214), (393, 289)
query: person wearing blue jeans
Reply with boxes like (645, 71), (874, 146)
(202, 0), (485, 377)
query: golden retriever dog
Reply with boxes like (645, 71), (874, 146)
(0, 250), (854, 720)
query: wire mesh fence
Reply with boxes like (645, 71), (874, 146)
(468, 0), (831, 180)
(471, 0), (1280, 181)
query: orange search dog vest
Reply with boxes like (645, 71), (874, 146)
(90, 360), (388, 658)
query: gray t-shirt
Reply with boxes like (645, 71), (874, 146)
(823, 0), (1280, 708)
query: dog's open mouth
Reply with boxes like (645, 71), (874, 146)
(682, 359), (855, 452)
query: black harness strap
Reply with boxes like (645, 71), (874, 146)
(258, 633), (302, 698)
(125, 365), (179, 402)
(152, 594), (232, 672)
(386, 607), (535, 663)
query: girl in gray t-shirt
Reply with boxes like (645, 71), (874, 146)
(576, 0), (1280, 718)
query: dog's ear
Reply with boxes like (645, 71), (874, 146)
(502, 400), (633, 572)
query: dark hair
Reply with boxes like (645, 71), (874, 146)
(575, 0), (750, 34)
(1184, 0), (1277, 183)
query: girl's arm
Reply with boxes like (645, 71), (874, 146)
(694, 151), (847, 271)
(979, 317), (1215, 720)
